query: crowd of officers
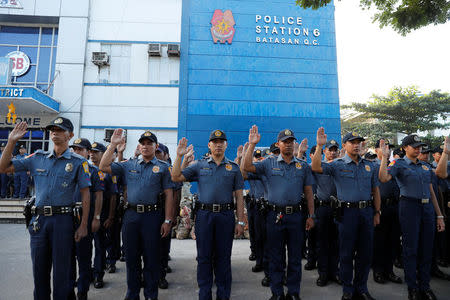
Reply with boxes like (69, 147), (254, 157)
(0, 117), (449, 300)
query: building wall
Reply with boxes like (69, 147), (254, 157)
(81, 0), (182, 158)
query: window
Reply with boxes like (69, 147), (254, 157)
(0, 25), (58, 95)
(99, 44), (131, 83)
(0, 129), (49, 155)
(148, 44), (180, 84)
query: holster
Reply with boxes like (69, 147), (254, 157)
(23, 197), (35, 228)
(73, 202), (83, 226)
(192, 194), (199, 218)
(330, 196), (343, 222)
(116, 195), (126, 219)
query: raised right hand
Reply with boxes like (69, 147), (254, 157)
(177, 137), (190, 156)
(316, 127), (327, 146)
(110, 129), (124, 146)
(443, 136), (450, 155)
(8, 121), (28, 142)
(379, 139), (390, 158)
(248, 125), (261, 145)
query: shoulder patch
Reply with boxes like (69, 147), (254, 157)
(82, 161), (90, 175)
(112, 176), (117, 184)
(98, 170), (105, 181)
(25, 153), (36, 159)
(388, 160), (396, 167)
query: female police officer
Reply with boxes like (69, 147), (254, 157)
(379, 135), (445, 300)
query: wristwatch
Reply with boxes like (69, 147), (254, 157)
(237, 221), (245, 226)
(164, 219), (173, 224)
(95, 215), (101, 220)
(374, 210), (381, 216)
(437, 215), (444, 219)
(308, 214), (315, 219)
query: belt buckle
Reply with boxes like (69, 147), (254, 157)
(43, 206), (53, 216)
(421, 198), (429, 204)
(136, 204), (145, 213)
(359, 201), (366, 209)
(285, 206), (293, 214)
(212, 204), (221, 212)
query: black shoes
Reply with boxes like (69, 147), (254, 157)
(107, 264), (116, 273)
(373, 272), (386, 284)
(119, 253), (126, 262)
(77, 292), (87, 300)
(408, 289), (421, 300)
(285, 294), (301, 300)
(329, 274), (342, 285)
(249, 253), (256, 261)
(316, 274), (328, 287)
(304, 261), (316, 270)
(431, 268), (450, 280)
(158, 278), (168, 289)
(261, 276), (271, 287)
(93, 277), (104, 289)
(341, 293), (352, 300)
(353, 292), (376, 300)
(165, 265), (172, 274)
(252, 264), (264, 272)
(386, 272), (402, 284)
(269, 295), (285, 300)
(421, 289), (437, 300)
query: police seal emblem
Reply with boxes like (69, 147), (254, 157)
(330, 140), (336, 144)
(422, 165), (429, 171)
(144, 131), (152, 137)
(295, 162), (302, 169)
(54, 118), (63, 124)
(74, 138), (82, 144)
(92, 143), (98, 148)
(365, 165), (371, 172)
(65, 163), (73, 172)
(413, 135), (419, 142)
(225, 164), (232, 171)
(285, 129), (292, 136)
(352, 132), (358, 137)
(152, 166), (160, 173)
(214, 130), (222, 137)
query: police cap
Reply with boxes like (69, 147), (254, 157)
(45, 117), (74, 132)
(139, 131), (158, 144)
(277, 129), (296, 142)
(431, 145), (444, 154)
(91, 142), (107, 152)
(209, 130), (227, 142)
(401, 135), (426, 148)
(270, 142), (280, 153)
(375, 138), (390, 149)
(325, 140), (339, 149)
(253, 149), (262, 158)
(70, 138), (91, 150)
(342, 132), (365, 143)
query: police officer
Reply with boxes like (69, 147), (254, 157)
(243, 126), (315, 300)
(70, 138), (104, 300)
(13, 144), (29, 198)
(379, 135), (445, 300)
(171, 130), (245, 300)
(372, 139), (402, 284)
(311, 140), (341, 287)
(89, 142), (118, 288)
(311, 128), (381, 300)
(0, 119), (91, 300)
(100, 129), (174, 300)
(431, 145), (443, 168)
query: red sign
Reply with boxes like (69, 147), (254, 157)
(210, 9), (236, 44)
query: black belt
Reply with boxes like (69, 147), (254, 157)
(316, 199), (333, 207)
(32, 206), (74, 216)
(198, 203), (234, 212)
(400, 196), (430, 204)
(382, 198), (399, 206)
(337, 200), (373, 209)
(268, 204), (302, 214)
(127, 203), (161, 213)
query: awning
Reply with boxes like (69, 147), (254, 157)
(0, 86), (60, 114)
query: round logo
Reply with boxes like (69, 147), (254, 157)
(225, 164), (232, 171)
(6, 51), (31, 77)
(144, 131), (152, 137)
(65, 163), (73, 172)
(422, 165), (429, 171)
(295, 162), (302, 169)
(74, 138), (82, 144)
(352, 132), (358, 137)
(330, 140), (336, 144)
(214, 130), (222, 137)
(413, 135), (419, 142)
(54, 117), (63, 124)
(365, 165), (371, 172)
(152, 166), (160, 173)
(92, 143), (98, 148)
(285, 129), (292, 136)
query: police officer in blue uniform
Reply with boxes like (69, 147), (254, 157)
(310, 140), (341, 287)
(243, 126), (315, 300)
(89, 142), (118, 289)
(312, 128), (381, 300)
(100, 129), (174, 300)
(171, 130), (245, 300)
(70, 138), (104, 300)
(0, 118), (91, 300)
(372, 139), (403, 285)
(13, 144), (29, 198)
(379, 135), (445, 300)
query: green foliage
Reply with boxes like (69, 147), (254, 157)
(420, 134), (445, 149)
(342, 86), (450, 136)
(341, 120), (396, 147)
(295, 0), (450, 35)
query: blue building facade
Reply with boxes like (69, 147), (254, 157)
(179, 0), (340, 157)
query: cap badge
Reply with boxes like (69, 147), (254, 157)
(256, 150), (261, 154)
(74, 138), (81, 144)
(144, 131), (152, 137)
(54, 118), (63, 124)
(365, 165), (371, 172)
(422, 165), (429, 171)
(225, 164), (232, 171)
(152, 166), (160, 173)
(295, 162), (302, 169)
(413, 135), (419, 142)
(265, 149), (270, 154)
(440, 145), (444, 149)
(65, 163), (73, 172)
(285, 129), (292, 136)
(330, 140), (336, 144)
(92, 143), (97, 148)
(352, 132), (358, 137)
(214, 130), (222, 137)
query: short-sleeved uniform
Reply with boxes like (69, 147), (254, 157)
(12, 148), (91, 300)
(253, 155), (314, 297)
(387, 157), (435, 291)
(111, 157), (173, 300)
(182, 157), (244, 300)
(320, 154), (379, 295)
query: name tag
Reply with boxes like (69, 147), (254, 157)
(421, 199), (429, 204)
(36, 169), (46, 172)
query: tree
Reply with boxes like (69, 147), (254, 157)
(295, 0), (450, 35)
(341, 86), (450, 142)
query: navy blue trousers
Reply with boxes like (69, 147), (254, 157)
(373, 203), (400, 275)
(399, 198), (435, 291)
(316, 205), (339, 277)
(266, 210), (304, 297)
(13, 171), (28, 198)
(254, 207), (268, 271)
(122, 209), (161, 300)
(93, 225), (107, 279)
(75, 214), (94, 294)
(106, 217), (122, 266)
(28, 215), (74, 300)
(338, 207), (373, 295)
(247, 204), (257, 255)
(196, 209), (235, 300)
(0, 173), (9, 197)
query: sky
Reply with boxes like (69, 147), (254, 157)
(334, 1), (450, 105)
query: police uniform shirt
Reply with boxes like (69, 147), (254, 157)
(73, 164), (105, 207)
(387, 157), (432, 199)
(15, 153), (27, 160)
(247, 173), (265, 199)
(181, 157), (244, 204)
(12, 149), (91, 206)
(313, 161), (337, 201)
(321, 154), (379, 203)
(253, 155), (314, 206)
(111, 157), (173, 205)
(374, 158), (400, 200)
(99, 172), (118, 216)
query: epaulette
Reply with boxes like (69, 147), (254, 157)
(70, 152), (87, 161)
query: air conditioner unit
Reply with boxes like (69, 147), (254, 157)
(167, 44), (180, 56)
(104, 129), (127, 143)
(148, 43), (162, 56)
(92, 52), (110, 66)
